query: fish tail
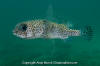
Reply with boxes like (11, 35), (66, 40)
(81, 25), (94, 41)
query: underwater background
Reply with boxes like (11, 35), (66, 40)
(0, 0), (99, 66)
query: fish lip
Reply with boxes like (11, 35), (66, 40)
(13, 31), (17, 36)
(12, 29), (18, 36)
(13, 30), (26, 38)
(13, 30), (18, 36)
(13, 30), (15, 34)
(13, 32), (25, 38)
(13, 29), (16, 34)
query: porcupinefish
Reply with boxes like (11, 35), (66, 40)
(13, 19), (81, 39)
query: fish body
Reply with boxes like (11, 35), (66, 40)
(13, 19), (80, 39)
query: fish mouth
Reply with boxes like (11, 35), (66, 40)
(13, 30), (16, 35)
(13, 32), (19, 37)
(13, 30), (26, 38)
(13, 33), (26, 38)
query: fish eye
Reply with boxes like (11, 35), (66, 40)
(18, 24), (27, 31)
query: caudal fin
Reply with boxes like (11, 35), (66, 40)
(81, 26), (94, 41)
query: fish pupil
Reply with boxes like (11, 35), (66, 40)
(22, 25), (27, 30)
(19, 24), (27, 31)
